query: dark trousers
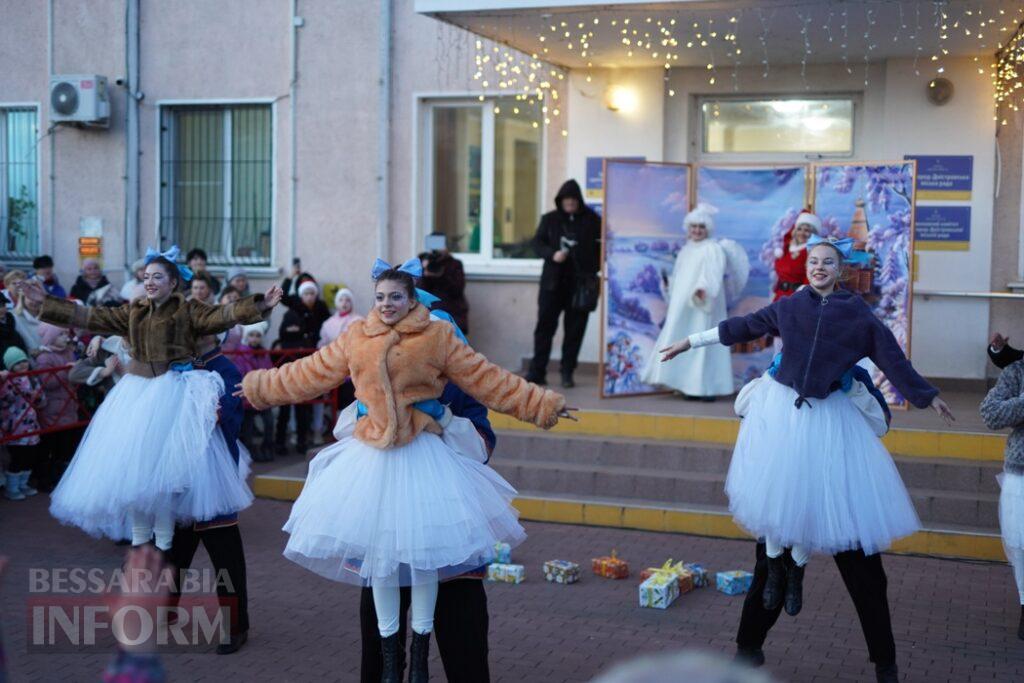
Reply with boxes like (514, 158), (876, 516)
(6, 443), (40, 472)
(37, 428), (81, 488)
(359, 580), (490, 683)
(737, 542), (896, 667)
(241, 409), (274, 449)
(528, 287), (590, 378)
(166, 524), (250, 635)
(274, 403), (311, 449)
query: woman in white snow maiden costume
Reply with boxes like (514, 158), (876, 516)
(642, 203), (748, 401)
(237, 258), (572, 683)
(659, 236), (954, 683)
(17, 247), (281, 550)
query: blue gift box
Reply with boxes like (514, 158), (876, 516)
(716, 570), (753, 596)
(494, 542), (512, 564)
(683, 563), (708, 588)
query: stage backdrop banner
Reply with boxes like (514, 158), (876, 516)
(696, 165), (809, 388)
(812, 161), (917, 408)
(601, 160), (691, 397)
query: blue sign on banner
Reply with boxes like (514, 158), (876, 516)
(905, 155), (973, 200)
(914, 205), (971, 250)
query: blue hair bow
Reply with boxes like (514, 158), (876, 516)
(806, 235), (855, 259)
(371, 257), (423, 279)
(144, 245), (194, 282)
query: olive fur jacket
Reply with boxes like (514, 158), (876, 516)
(40, 293), (267, 366)
(242, 303), (565, 449)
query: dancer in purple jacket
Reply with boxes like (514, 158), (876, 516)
(660, 236), (954, 683)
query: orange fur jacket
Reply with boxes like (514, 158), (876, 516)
(242, 304), (565, 449)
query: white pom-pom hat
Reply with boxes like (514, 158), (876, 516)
(684, 203), (719, 234)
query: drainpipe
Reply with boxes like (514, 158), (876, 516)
(289, 1), (301, 267)
(377, 0), (393, 261)
(124, 0), (140, 267)
(47, 0), (55, 255)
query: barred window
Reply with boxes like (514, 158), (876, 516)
(159, 104), (272, 266)
(0, 107), (39, 260)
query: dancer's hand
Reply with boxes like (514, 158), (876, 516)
(557, 406), (579, 422)
(931, 396), (955, 426)
(260, 285), (283, 311)
(659, 339), (691, 362)
(990, 332), (1009, 352)
(17, 279), (45, 306)
(232, 382), (246, 399)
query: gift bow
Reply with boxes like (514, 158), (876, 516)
(371, 257), (423, 279)
(144, 245), (194, 282)
(806, 235), (855, 259)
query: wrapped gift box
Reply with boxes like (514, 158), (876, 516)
(638, 572), (680, 609)
(487, 563), (525, 584)
(543, 559), (580, 584)
(592, 550), (630, 579)
(716, 570), (753, 595)
(640, 560), (695, 595)
(494, 542), (512, 564)
(683, 563), (708, 588)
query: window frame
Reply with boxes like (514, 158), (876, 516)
(155, 98), (278, 273)
(414, 92), (546, 280)
(694, 93), (861, 163)
(0, 103), (41, 264)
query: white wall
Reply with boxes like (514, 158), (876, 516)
(564, 56), (995, 378)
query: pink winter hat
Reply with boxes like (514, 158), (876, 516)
(38, 322), (67, 348)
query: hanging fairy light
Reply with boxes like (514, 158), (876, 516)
(994, 17), (1024, 121)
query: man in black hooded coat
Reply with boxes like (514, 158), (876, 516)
(525, 179), (601, 388)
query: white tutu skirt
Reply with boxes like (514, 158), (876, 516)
(998, 472), (1024, 551)
(283, 431), (525, 586)
(725, 377), (919, 556)
(50, 371), (254, 540)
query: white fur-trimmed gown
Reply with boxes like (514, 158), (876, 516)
(49, 369), (253, 540)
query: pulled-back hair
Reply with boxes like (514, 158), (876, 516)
(145, 256), (181, 289)
(808, 241), (845, 264)
(373, 269), (416, 298)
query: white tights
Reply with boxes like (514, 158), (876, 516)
(131, 508), (175, 550)
(372, 571), (439, 637)
(766, 537), (810, 567)
(1006, 546), (1024, 604)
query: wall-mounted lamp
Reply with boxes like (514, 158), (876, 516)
(605, 85), (637, 113)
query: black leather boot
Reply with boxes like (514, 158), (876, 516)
(734, 646), (765, 667)
(560, 371), (575, 388)
(1018, 605), (1024, 640)
(408, 631), (430, 683)
(784, 560), (805, 616)
(875, 663), (898, 683)
(762, 555), (785, 611)
(380, 633), (402, 683)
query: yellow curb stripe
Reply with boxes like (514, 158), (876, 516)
(491, 411), (1005, 462)
(252, 475), (1004, 562)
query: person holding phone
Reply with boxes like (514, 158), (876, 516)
(418, 234), (469, 334)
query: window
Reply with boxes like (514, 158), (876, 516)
(423, 97), (543, 265)
(159, 104), (273, 266)
(700, 96), (854, 156)
(0, 107), (39, 260)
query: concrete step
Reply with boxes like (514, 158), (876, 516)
(493, 432), (1003, 495)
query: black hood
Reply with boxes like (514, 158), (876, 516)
(554, 179), (585, 211)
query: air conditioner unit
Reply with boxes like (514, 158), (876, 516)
(49, 75), (110, 127)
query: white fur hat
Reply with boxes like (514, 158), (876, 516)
(795, 211), (822, 234)
(334, 287), (354, 308)
(684, 203), (718, 234)
(242, 321), (269, 338)
(298, 280), (319, 297)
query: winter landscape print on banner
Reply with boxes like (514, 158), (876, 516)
(813, 161), (917, 408)
(601, 161), (690, 397)
(696, 165), (808, 388)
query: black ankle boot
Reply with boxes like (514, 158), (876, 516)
(784, 561), (805, 616)
(1018, 605), (1024, 640)
(380, 633), (402, 683)
(762, 555), (785, 611)
(560, 371), (575, 388)
(408, 631), (430, 683)
(875, 663), (898, 683)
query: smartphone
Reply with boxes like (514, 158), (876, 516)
(424, 234), (447, 252)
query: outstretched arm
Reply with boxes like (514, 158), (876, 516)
(190, 285), (282, 336)
(441, 326), (566, 429)
(239, 332), (350, 409)
(24, 279), (132, 336)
